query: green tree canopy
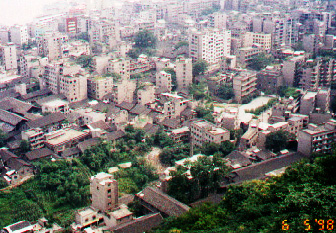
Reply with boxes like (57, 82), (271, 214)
(193, 60), (208, 76)
(157, 154), (336, 232)
(265, 130), (295, 153)
(134, 30), (157, 49)
(247, 53), (274, 71)
(217, 85), (234, 100)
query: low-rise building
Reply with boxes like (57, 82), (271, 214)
(44, 128), (90, 153)
(22, 128), (45, 150)
(190, 119), (230, 147)
(41, 98), (69, 114)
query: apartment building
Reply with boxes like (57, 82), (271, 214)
(282, 55), (305, 86)
(37, 32), (68, 61)
(137, 82), (155, 105)
(43, 61), (64, 95)
(176, 57), (193, 90)
(190, 119), (230, 147)
(209, 12), (227, 29)
(233, 71), (257, 103)
(298, 119), (336, 156)
(112, 79), (136, 104)
(243, 32), (272, 51)
(88, 18), (120, 45)
(22, 128), (45, 150)
(90, 172), (119, 212)
(59, 74), (88, 102)
(20, 55), (48, 78)
(256, 66), (283, 93)
(9, 25), (29, 46)
(1, 43), (17, 71)
(300, 88), (330, 115)
(236, 46), (262, 68)
(300, 58), (336, 90)
(189, 28), (231, 64)
(156, 71), (172, 93)
(106, 58), (131, 79)
(88, 76), (114, 100)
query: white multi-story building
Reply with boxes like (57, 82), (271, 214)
(1, 43), (17, 71)
(112, 79), (136, 104)
(60, 74), (88, 102)
(190, 119), (230, 147)
(106, 58), (130, 79)
(176, 57), (193, 90)
(137, 82), (156, 105)
(88, 76), (114, 100)
(90, 172), (119, 212)
(9, 25), (28, 46)
(233, 71), (257, 103)
(37, 32), (68, 61)
(156, 70), (172, 93)
(243, 32), (272, 51)
(189, 28), (231, 64)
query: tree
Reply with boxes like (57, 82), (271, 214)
(195, 106), (214, 123)
(19, 140), (30, 155)
(189, 82), (208, 100)
(167, 155), (230, 202)
(76, 55), (94, 70)
(193, 60), (208, 76)
(265, 130), (293, 153)
(157, 154), (336, 233)
(247, 53), (274, 71)
(134, 30), (156, 49)
(217, 85), (234, 100)
(175, 41), (189, 50)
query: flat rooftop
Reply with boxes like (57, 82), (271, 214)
(43, 99), (68, 107)
(46, 129), (88, 146)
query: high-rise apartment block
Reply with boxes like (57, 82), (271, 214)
(88, 76), (114, 100)
(60, 74), (88, 102)
(112, 79), (136, 104)
(1, 43), (18, 71)
(156, 71), (172, 93)
(176, 57), (193, 90)
(90, 172), (118, 212)
(106, 58), (131, 79)
(137, 82), (156, 105)
(189, 28), (231, 64)
(43, 61), (87, 102)
(37, 32), (68, 61)
(9, 25), (29, 46)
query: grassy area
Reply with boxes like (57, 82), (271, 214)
(0, 128), (158, 228)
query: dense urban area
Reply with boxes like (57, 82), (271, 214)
(0, 0), (336, 232)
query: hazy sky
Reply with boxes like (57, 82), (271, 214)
(0, 0), (59, 26)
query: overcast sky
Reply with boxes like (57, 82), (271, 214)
(0, 0), (60, 26)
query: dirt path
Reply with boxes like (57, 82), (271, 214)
(0, 175), (34, 192)
(145, 147), (165, 173)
